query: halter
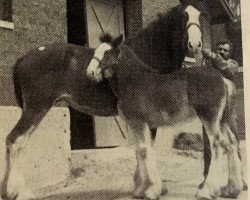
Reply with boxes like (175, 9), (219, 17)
(186, 22), (201, 32)
(93, 56), (102, 63)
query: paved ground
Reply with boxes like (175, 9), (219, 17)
(34, 139), (248, 200)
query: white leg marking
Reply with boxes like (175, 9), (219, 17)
(128, 120), (162, 200)
(0, 141), (7, 199)
(197, 96), (229, 199)
(220, 124), (243, 198)
(7, 135), (34, 200)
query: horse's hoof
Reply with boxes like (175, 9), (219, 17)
(132, 188), (145, 199)
(161, 187), (168, 196)
(4, 188), (34, 200)
(196, 188), (215, 200)
(17, 189), (34, 200)
(198, 181), (205, 189)
(220, 180), (242, 199)
(243, 181), (248, 191)
(144, 185), (162, 200)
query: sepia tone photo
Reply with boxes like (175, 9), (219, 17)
(0, 0), (249, 199)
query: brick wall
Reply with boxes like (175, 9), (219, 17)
(142, 0), (179, 26)
(123, 0), (143, 38)
(0, 0), (67, 105)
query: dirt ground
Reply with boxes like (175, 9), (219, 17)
(34, 139), (248, 200)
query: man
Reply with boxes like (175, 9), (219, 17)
(203, 40), (238, 80)
(200, 40), (244, 188)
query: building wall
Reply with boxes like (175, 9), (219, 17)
(0, 0), (67, 105)
(124, 0), (143, 37)
(142, 0), (179, 27)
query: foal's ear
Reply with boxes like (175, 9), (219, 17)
(112, 34), (123, 49)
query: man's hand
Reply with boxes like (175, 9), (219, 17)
(202, 49), (216, 59)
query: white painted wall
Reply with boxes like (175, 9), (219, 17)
(0, 106), (71, 192)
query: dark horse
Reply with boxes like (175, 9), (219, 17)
(93, 36), (244, 200)
(1, 1), (205, 200)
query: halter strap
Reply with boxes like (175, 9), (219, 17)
(186, 22), (201, 31)
(93, 56), (102, 63)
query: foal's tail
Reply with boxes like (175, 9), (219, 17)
(13, 58), (23, 108)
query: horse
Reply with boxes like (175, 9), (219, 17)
(87, 0), (205, 170)
(0, 1), (205, 200)
(90, 36), (244, 200)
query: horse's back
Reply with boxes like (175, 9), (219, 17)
(116, 66), (227, 125)
(16, 43), (93, 74)
(14, 43), (118, 116)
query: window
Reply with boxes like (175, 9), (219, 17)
(0, 0), (14, 29)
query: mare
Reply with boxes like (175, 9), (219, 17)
(94, 36), (244, 200)
(87, 0), (205, 171)
(1, 1), (205, 200)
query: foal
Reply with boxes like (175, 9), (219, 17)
(92, 37), (244, 200)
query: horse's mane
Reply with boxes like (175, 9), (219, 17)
(123, 4), (186, 73)
(99, 3), (195, 74)
(125, 5), (182, 45)
(119, 44), (160, 74)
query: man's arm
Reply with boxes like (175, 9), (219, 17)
(202, 49), (238, 80)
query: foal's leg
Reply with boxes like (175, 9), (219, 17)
(128, 121), (162, 200)
(134, 128), (157, 190)
(2, 106), (49, 200)
(196, 121), (229, 200)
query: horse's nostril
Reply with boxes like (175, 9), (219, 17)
(188, 42), (193, 49)
(198, 41), (202, 48)
(92, 71), (94, 75)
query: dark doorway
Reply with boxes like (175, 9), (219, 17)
(67, 0), (95, 149)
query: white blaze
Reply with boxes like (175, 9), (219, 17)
(86, 43), (112, 82)
(185, 5), (202, 51)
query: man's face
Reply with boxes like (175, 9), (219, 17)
(216, 43), (231, 60)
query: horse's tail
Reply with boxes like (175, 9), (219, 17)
(13, 58), (23, 108)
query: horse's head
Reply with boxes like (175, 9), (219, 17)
(87, 34), (123, 82)
(170, 0), (205, 60)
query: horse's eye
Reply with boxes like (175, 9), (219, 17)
(104, 50), (110, 55)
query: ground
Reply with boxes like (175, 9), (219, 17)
(34, 137), (248, 200)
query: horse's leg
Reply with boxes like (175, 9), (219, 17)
(150, 128), (157, 146)
(128, 120), (162, 200)
(198, 126), (211, 189)
(196, 120), (229, 200)
(219, 122), (244, 198)
(133, 127), (157, 191)
(2, 106), (49, 200)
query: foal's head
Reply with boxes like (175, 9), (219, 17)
(87, 34), (123, 82)
(97, 35), (126, 80)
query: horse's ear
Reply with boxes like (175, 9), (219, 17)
(99, 33), (113, 43)
(112, 34), (123, 49)
(179, 0), (187, 5)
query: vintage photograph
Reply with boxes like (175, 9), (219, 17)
(0, 0), (248, 199)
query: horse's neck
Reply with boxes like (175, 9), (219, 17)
(124, 18), (182, 73)
(120, 45), (157, 74)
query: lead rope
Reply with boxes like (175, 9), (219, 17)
(114, 116), (126, 139)
(91, 5), (105, 35)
